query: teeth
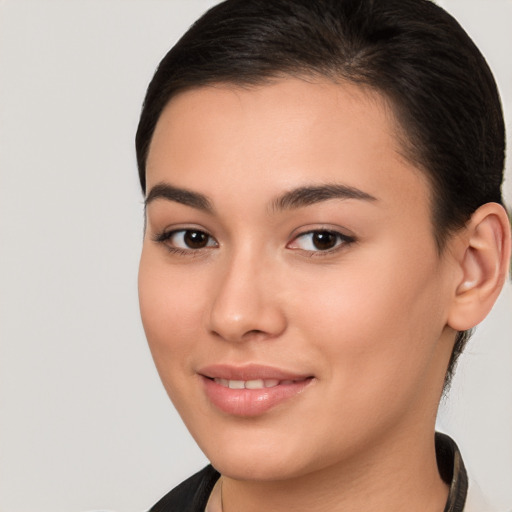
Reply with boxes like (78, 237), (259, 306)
(214, 378), (285, 389)
(245, 379), (264, 389)
(228, 380), (245, 389)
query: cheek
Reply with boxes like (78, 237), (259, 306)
(289, 245), (446, 397)
(138, 250), (207, 379)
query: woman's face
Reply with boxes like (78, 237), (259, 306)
(139, 78), (458, 480)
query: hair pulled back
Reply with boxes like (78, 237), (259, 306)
(135, 0), (506, 386)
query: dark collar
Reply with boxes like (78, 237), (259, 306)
(436, 432), (468, 512)
(150, 433), (468, 512)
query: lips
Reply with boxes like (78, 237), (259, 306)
(199, 364), (314, 416)
(214, 378), (291, 389)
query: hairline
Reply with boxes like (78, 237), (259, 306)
(144, 71), (455, 253)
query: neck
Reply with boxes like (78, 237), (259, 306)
(220, 428), (449, 512)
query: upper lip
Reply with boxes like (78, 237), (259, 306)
(198, 364), (312, 381)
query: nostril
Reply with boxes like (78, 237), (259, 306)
(207, 284), (287, 342)
(246, 329), (265, 337)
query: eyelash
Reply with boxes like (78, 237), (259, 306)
(152, 228), (356, 257)
(152, 229), (218, 256)
(287, 230), (356, 257)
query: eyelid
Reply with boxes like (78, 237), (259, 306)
(152, 227), (219, 253)
(287, 228), (356, 254)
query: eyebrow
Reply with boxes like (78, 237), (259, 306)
(145, 183), (213, 212)
(270, 184), (377, 212)
(145, 182), (377, 214)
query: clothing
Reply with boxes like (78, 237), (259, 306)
(150, 465), (219, 512)
(148, 433), (492, 512)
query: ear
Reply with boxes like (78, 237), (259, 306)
(447, 203), (511, 331)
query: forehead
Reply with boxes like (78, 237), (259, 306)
(146, 78), (431, 217)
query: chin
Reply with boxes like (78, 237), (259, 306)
(210, 451), (306, 482)
(194, 422), (324, 482)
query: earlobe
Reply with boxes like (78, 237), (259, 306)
(448, 203), (511, 332)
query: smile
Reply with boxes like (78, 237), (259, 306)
(213, 378), (304, 389)
(199, 365), (314, 416)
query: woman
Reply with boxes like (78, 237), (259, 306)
(135, 0), (511, 510)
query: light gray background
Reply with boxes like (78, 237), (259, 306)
(0, 1), (510, 511)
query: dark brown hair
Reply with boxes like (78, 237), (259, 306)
(135, 0), (505, 387)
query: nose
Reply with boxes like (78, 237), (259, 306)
(207, 251), (287, 343)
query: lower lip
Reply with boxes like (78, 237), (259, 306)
(201, 377), (313, 417)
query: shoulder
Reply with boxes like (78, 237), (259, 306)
(148, 465), (220, 512)
(435, 433), (510, 512)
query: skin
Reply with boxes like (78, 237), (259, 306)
(139, 78), (480, 511)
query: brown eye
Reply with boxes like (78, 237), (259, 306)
(287, 229), (355, 253)
(311, 231), (338, 250)
(155, 229), (218, 251)
(183, 230), (210, 249)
